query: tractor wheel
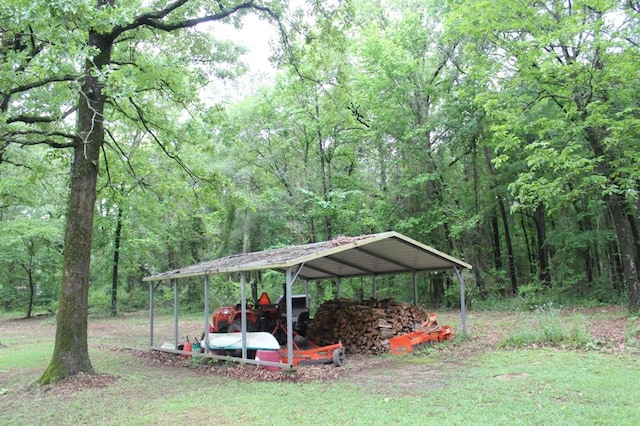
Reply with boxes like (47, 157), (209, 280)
(332, 347), (346, 367)
(229, 318), (258, 332)
(228, 319), (241, 332)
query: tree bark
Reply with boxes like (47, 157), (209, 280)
(491, 211), (502, 270)
(432, 273), (444, 306)
(519, 211), (535, 277)
(23, 239), (35, 318)
(498, 196), (518, 294)
(585, 124), (640, 313)
(609, 194), (639, 312)
(39, 27), (112, 384)
(627, 213), (640, 281)
(484, 146), (517, 293)
(534, 202), (551, 287)
(111, 206), (123, 317)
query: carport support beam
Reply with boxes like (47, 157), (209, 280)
(173, 279), (179, 349)
(288, 267), (295, 366)
(204, 275), (210, 350)
(149, 282), (154, 348)
(412, 273), (418, 306)
(454, 266), (467, 335)
(240, 272), (248, 360)
(372, 275), (377, 299)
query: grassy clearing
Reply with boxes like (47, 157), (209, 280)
(1, 309), (639, 425)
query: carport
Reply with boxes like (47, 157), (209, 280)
(143, 231), (472, 368)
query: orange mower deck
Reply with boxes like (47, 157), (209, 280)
(388, 325), (453, 355)
(280, 341), (346, 367)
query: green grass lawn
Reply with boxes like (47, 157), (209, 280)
(1, 309), (639, 425)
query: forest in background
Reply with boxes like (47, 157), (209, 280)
(2, 0), (639, 319)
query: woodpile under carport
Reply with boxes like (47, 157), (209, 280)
(306, 298), (430, 354)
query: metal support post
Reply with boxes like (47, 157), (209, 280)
(240, 272), (247, 359)
(204, 275), (210, 351)
(454, 267), (467, 335)
(173, 279), (179, 349)
(149, 282), (155, 348)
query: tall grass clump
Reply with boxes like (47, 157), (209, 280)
(499, 303), (593, 348)
(624, 317), (640, 347)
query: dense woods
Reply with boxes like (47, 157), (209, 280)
(1, 0), (639, 381)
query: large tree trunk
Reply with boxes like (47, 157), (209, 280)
(24, 239), (35, 318)
(484, 146), (517, 294)
(498, 196), (518, 294)
(585, 125), (640, 313)
(111, 206), (123, 317)
(26, 266), (34, 319)
(627, 213), (640, 281)
(575, 199), (598, 290)
(534, 202), (551, 287)
(519, 212), (535, 277)
(39, 28), (112, 385)
(490, 211), (502, 270)
(609, 194), (639, 313)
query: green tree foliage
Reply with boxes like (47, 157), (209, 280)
(0, 217), (63, 317)
(218, 0), (378, 246)
(1, 0), (286, 384)
(3, 0), (640, 388)
(345, 0), (479, 302)
(0, 144), (66, 316)
(447, 0), (640, 311)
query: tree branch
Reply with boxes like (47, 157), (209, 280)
(112, 1), (259, 38)
(128, 96), (200, 183)
(4, 137), (76, 149)
(104, 126), (146, 187)
(8, 75), (78, 96)
(7, 106), (76, 124)
(6, 128), (78, 148)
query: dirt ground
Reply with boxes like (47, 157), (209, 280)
(2, 305), (636, 396)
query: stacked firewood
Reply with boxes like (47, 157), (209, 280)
(306, 298), (429, 354)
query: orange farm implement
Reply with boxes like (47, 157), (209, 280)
(280, 340), (345, 367)
(388, 313), (453, 355)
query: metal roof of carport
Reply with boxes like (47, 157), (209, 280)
(143, 231), (472, 282)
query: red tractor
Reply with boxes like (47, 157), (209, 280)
(208, 292), (311, 344)
(205, 292), (345, 367)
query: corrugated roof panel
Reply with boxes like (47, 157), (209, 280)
(143, 231), (471, 282)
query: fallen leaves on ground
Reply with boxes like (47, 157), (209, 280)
(94, 343), (349, 383)
(41, 372), (121, 396)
